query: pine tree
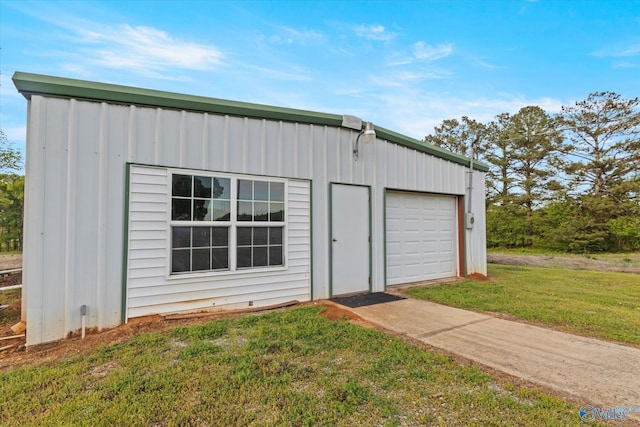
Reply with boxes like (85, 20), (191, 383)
(507, 106), (563, 246)
(559, 91), (640, 196)
(424, 116), (489, 158)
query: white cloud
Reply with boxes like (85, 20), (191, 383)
(612, 61), (638, 69)
(369, 75), (405, 88)
(385, 42), (453, 70)
(246, 65), (311, 82)
(328, 45), (356, 56)
(75, 24), (224, 73)
(592, 43), (640, 57)
(365, 90), (564, 140)
(412, 41), (453, 62)
(6, 4), (225, 79)
(0, 74), (28, 149)
(385, 56), (414, 66)
(370, 70), (451, 88)
(354, 24), (396, 42)
(268, 26), (323, 45)
(0, 74), (24, 101)
(2, 126), (27, 145)
(477, 60), (503, 69)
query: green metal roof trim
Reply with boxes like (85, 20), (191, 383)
(13, 71), (489, 172)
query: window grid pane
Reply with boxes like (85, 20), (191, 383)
(237, 179), (285, 223)
(172, 174), (230, 222)
(171, 226), (229, 273)
(236, 226), (284, 268)
(171, 174), (285, 274)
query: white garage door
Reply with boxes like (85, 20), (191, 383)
(386, 191), (458, 285)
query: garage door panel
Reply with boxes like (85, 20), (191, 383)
(423, 218), (438, 228)
(438, 222), (454, 232)
(405, 245), (421, 256)
(440, 261), (455, 273)
(423, 241), (438, 253)
(420, 265), (437, 278)
(386, 191), (458, 285)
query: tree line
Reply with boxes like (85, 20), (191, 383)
(1, 92), (638, 254)
(0, 130), (23, 252)
(425, 91), (640, 253)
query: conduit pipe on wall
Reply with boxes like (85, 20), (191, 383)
(466, 137), (478, 274)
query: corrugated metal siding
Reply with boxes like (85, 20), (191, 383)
(466, 170), (488, 275)
(23, 94), (485, 344)
(126, 165), (311, 317)
(23, 98), (126, 344)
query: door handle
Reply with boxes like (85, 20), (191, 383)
(332, 238), (337, 242)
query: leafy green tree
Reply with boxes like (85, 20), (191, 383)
(0, 130), (24, 251)
(604, 176), (640, 251)
(535, 176), (640, 253)
(0, 174), (24, 251)
(0, 130), (22, 173)
(486, 202), (527, 248)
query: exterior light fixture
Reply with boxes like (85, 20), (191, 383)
(353, 121), (376, 160)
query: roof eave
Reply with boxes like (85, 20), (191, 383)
(12, 71), (489, 172)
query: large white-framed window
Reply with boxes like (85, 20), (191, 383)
(169, 170), (286, 275)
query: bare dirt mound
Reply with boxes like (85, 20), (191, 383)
(320, 302), (365, 322)
(468, 272), (490, 281)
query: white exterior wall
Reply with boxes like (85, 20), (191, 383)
(23, 94), (486, 344)
(126, 165), (311, 317)
(466, 170), (488, 276)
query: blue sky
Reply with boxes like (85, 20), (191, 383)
(1, 0), (639, 164)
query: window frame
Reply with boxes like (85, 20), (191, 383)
(165, 169), (288, 279)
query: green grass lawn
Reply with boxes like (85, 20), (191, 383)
(406, 264), (640, 345)
(0, 306), (590, 426)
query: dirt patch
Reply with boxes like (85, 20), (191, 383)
(0, 315), (168, 370)
(1, 302), (372, 371)
(320, 302), (365, 322)
(0, 303), (21, 339)
(0, 254), (22, 291)
(488, 253), (640, 274)
(467, 272), (490, 281)
(0, 254), (22, 271)
(0, 271), (21, 288)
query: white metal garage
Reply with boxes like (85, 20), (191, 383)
(14, 71), (488, 345)
(386, 191), (458, 285)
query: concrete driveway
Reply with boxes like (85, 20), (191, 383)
(346, 297), (640, 422)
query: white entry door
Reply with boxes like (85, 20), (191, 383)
(331, 184), (370, 296)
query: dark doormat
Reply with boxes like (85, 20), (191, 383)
(330, 292), (406, 308)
